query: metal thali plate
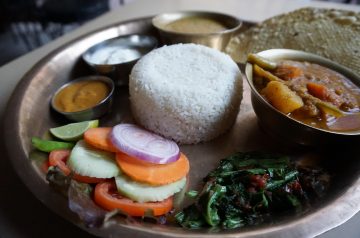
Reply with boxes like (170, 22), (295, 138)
(4, 16), (360, 238)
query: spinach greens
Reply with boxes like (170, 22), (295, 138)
(176, 152), (326, 229)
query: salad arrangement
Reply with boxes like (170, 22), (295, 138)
(32, 120), (189, 225)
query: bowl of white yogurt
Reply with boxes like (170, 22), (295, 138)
(82, 34), (157, 85)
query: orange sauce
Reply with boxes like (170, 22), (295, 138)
(53, 80), (110, 112)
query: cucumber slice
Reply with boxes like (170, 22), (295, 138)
(115, 175), (186, 203)
(67, 140), (120, 178)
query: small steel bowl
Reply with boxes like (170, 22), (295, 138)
(82, 34), (157, 85)
(245, 49), (360, 146)
(152, 11), (242, 51)
(51, 75), (114, 122)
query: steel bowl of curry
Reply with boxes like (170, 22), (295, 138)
(51, 75), (114, 121)
(152, 11), (242, 51)
(245, 49), (360, 145)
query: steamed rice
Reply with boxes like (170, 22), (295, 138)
(129, 43), (243, 144)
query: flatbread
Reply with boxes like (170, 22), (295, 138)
(226, 8), (360, 76)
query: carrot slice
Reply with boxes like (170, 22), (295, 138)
(116, 152), (189, 186)
(84, 127), (118, 152)
(307, 82), (344, 107)
(94, 181), (173, 216)
(48, 149), (105, 184)
(307, 82), (329, 101)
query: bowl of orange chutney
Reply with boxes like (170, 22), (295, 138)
(51, 75), (114, 121)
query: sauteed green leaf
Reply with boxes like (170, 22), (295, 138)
(176, 152), (328, 229)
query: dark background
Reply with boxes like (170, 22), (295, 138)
(0, 0), (127, 66)
(0, 0), (358, 67)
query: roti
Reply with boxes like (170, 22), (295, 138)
(226, 7), (360, 76)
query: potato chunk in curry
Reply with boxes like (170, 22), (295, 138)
(261, 81), (304, 114)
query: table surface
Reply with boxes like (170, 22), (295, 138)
(1, 0), (360, 237)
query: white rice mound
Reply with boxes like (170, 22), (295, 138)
(129, 43), (243, 144)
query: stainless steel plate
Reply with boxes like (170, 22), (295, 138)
(4, 16), (360, 238)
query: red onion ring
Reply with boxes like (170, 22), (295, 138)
(110, 124), (180, 164)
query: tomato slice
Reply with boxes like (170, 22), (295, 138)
(94, 181), (173, 216)
(48, 149), (105, 184)
(49, 150), (71, 174)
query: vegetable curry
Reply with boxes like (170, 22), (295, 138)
(249, 54), (360, 132)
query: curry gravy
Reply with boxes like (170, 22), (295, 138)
(255, 60), (360, 132)
(165, 17), (227, 34)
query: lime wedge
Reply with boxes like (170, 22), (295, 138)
(31, 137), (75, 152)
(50, 120), (99, 141)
